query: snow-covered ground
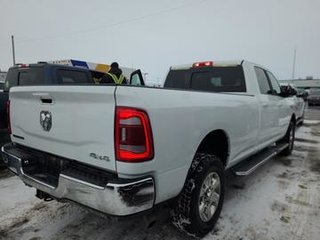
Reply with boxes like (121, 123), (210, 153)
(0, 108), (319, 240)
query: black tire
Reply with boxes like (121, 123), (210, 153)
(280, 121), (295, 156)
(171, 153), (225, 238)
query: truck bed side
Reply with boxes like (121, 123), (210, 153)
(115, 86), (260, 203)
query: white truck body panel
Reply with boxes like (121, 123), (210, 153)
(115, 86), (261, 203)
(7, 60), (294, 206)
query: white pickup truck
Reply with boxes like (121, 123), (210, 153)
(1, 60), (296, 237)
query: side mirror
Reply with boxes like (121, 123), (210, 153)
(297, 91), (308, 100)
(291, 88), (297, 96)
(280, 85), (296, 97)
(130, 69), (145, 86)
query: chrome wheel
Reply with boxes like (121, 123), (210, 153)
(198, 172), (221, 222)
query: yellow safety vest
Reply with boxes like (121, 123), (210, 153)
(106, 73), (125, 84)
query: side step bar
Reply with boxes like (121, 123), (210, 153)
(232, 143), (289, 176)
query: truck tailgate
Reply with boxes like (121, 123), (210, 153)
(9, 86), (117, 172)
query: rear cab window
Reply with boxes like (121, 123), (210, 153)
(57, 69), (93, 84)
(164, 66), (246, 92)
(18, 67), (44, 86)
(5, 65), (95, 90)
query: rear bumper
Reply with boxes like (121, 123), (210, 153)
(1, 143), (155, 216)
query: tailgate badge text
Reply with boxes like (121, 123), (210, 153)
(89, 153), (110, 162)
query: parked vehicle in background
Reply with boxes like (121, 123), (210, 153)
(280, 83), (306, 125)
(307, 88), (320, 106)
(296, 88), (309, 102)
(0, 73), (8, 167)
(0, 61), (137, 130)
(0, 71), (6, 90)
(2, 60), (297, 238)
(0, 71), (7, 129)
(0, 62), (139, 169)
(0, 82), (4, 92)
(0, 86), (8, 129)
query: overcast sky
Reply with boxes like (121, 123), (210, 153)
(0, 0), (319, 84)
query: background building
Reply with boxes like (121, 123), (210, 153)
(279, 79), (320, 89)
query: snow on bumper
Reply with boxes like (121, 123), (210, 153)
(1, 144), (155, 216)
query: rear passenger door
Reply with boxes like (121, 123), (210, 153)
(266, 71), (290, 138)
(255, 67), (279, 147)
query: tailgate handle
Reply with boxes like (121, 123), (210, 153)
(41, 98), (53, 104)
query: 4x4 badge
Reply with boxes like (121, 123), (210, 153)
(40, 111), (52, 131)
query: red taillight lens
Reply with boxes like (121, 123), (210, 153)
(192, 61), (213, 68)
(7, 100), (11, 135)
(115, 107), (154, 162)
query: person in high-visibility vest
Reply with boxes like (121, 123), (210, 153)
(100, 62), (127, 84)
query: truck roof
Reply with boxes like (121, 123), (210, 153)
(170, 60), (244, 70)
(48, 59), (136, 79)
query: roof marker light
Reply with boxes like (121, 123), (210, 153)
(192, 61), (214, 68)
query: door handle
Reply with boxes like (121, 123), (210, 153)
(32, 93), (54, 104)
(41, 98), (53, 104)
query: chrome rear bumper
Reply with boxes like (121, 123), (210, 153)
(1, 143), (155, 216)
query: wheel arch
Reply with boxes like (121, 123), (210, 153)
(195, 129), (230, 167)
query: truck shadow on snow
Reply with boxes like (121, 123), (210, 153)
(2, 122), (320, 240)
(2, 146), (318, 240)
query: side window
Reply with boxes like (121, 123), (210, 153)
(267, 71), (281, 95)
(18, 72), (29, 84)
(131, 74), (142, 85)
(255, 67), (272, 94)
(57, 69), (91, 84)
(129, 69), (145, 86)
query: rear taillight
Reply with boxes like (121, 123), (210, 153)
(115, 107), (154, 162)
(7, 100), (11, 135)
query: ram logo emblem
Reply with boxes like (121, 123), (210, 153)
(40, 111), (52, 131)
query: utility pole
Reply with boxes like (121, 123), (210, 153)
(291, 48), (296, 80)
(11, 35), (16, 65)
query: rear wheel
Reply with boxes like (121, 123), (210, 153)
(280, 121), (295, 156)
(171, 153), (225, 238)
